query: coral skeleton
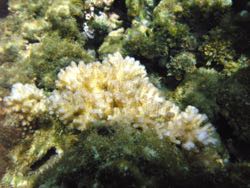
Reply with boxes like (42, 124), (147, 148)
(48, 52), (218, 150)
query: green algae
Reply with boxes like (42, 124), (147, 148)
(33, 125), (190, 188)
(169, 68), (222, 120)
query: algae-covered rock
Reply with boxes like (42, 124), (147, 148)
(33, 125), (190, 188)
(2, 120), (78, 187)
(126, 0), (155, 19)
(1, 124), (228, 188)
(153, 0), (186, 37)
(99, 0), (235, 74)
(124, 19), (170, 59)
(170, 68), (222, 120)
(199, 28), (236, 69)
(1, 118), (227, 188)
(166, 52), (197, 80)
(0, 63), (32, 98)
(0, 35), (27, 63)
(26, 33), (94, 90)
(98, 28), (126, 57)
(8, 0), (86, 41)
(0, 0), (96, 93)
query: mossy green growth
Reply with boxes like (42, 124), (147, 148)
(33, 124), (190, 188)
(199, 29), (236, 69)
(153, 0), (186, 37)
(45, 0), (83, 41)
(99, 0), (233, 68)
(169, 68), (222, 120)
(0, 63), (33, 98)
(166, 52), (197, 80)
(98, 28), (126, 58)
(180, 0), (232, 29)
(217, 66), (250, 160)
(26, 33), (94, 90)
(1, 122), (245, 188)
(9, 0), (52, 18)
(19, 18), (50, 42)
(0, 0), (94, 92)
(100, 0), (196, 60)
(197, 27), (248, 74)
(0, 15), (30, 64)
(8, 0), (86, 42)
(90, 12), (122, 34)
(126, 0), (155, 19)
(0, 36), (27, 63)
(124, 19), (170, 59)
(123, 18), (190, 59)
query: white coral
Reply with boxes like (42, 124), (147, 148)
(4, 83), (48, 126)
(49, 52), (219, 150)
(160, 106), (217, 150)
(4, 53), (218, 150)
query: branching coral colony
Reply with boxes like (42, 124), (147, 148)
(4, 52), (218, 151)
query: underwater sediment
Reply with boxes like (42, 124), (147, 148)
(0, 0), (249, 187)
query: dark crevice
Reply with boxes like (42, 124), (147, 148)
(30, 147), (57, 171)
(110, 0), (131, 29)
(215, 114), (233, 140)
(26, 38), (40, 44)
(137, 56), (182, 90)
(97, 126), (115, 137)
(232, 0), (249, 12)
(215, 113), (250, 162)
(0, 0), (9, 18)
(215, 114), (237, 162)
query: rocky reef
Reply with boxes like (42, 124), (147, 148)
(0, 0), (250, 187)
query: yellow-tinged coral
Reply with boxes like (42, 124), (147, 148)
(4, 83), (48, 127)
(4, 53), (218, 150)
(49, 52), (218, 150)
